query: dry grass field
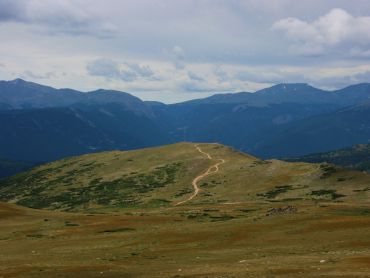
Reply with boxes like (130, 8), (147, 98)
(1, 143), (370, 277)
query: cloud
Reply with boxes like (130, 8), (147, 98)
(2, 1), (370, 103)
(86, 58), (155, 82)
(272, 8), (370, 56)
(352, 71), (370, 82)
(125, 63), (154, 78)
(179, 70), (209, 92)
(0, 0), (25, 22)
(179, 79), (233, 93)
(86, 59), (121, 79)
(180, 81), (213, 93)
(235, 69), (307, 84)
(171, 46), (186, 70)
(187, 71), (204, 82)
(312, 70), (370, 88)
(0, 0), (117, 38)
(22, 70), (57, 79)
(179, 66), (240, 93)
(350, 48), (370, 58)
(213, 66), (229, 83)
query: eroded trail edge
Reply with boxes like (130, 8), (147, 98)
(175, 145), (225, 206)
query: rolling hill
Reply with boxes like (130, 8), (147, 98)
(1, 142), (369, 212)
(1, 142), (370, 277)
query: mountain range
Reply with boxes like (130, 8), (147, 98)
(1, 78), (370, 170)
(286, 143), (370, 173)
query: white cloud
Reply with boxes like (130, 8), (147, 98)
(272, 8), (370, 56)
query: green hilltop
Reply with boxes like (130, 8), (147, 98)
(1, 142), (369, 212)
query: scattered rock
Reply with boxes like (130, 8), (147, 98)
(266, 205), (297, 216)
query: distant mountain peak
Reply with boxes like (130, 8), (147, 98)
(270, 83), (312, 91)
(336, 83), (370, 92)
(254, 83), (324, 97)
(8, 78), (29, 85)
(90, 89), (130, 95)
(0, 78), (150, 112)
(276, 83), (309, 87)
(6, 78), (51, 90)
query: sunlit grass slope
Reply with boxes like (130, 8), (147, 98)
(1, 142), (369, 212)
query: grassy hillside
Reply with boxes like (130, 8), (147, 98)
(1, 142), (370, 277)
(1, 142), (369, 212)
(286, 144), (370, 173)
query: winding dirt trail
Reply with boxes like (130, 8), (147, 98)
(175, 144), (225, 206)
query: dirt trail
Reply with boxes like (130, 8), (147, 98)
(175, 144), (225, 206)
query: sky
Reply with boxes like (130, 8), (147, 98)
(0, 0), (370, 103)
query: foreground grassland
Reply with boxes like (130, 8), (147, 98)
(1, 143), (370, 277)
